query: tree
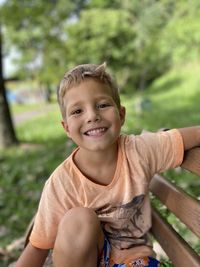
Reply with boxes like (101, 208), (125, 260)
(64, 8), (137, 88)
(0, 0), (89, 148)
(1, 0), (173, 94)
(63, 1), (174, 91)
(2, 0), (200, 98)
(1, 0), (88, 88)
(0, 25), (18, 148)
(160, 1), (200, 66)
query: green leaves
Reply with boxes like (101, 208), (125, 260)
(1, 0), (200, 92)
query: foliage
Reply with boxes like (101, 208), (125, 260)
(1, 0), (200, 93)
(65, 8), (136, 88)
(160, 1), (200, 65)
(123, 61), (200, 133)
(1, 0), (87, 84)
(0, 107), (75, 247)
(57, 0), (175, 90)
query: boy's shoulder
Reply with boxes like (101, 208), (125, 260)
(47, 148), (78, 184)
(120, 129), (183, 152)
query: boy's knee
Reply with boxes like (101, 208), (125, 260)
(57, 207), (102, 242)
(53, 208), (104, 265)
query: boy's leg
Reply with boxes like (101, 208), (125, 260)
(52, 207), (104, 267)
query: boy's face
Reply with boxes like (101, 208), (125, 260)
(62, 78), (125, 153)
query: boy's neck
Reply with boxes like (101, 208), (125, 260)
(73, 144), (119, 186)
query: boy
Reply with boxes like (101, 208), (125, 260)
(15, 63), (200, 267)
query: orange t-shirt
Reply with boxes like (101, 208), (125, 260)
(30, 129), (183, 262)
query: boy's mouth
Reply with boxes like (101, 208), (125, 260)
(84, 127), (108, 136)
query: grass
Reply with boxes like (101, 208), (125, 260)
(1, 62), (200, 266)
(122, 63), (200, 132)
(10, 103), (42, 114)
(0, 108), (75, 246)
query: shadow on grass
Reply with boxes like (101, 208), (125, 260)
(149, 76), (183, 95)
(126, 89), (200, 133)
(0, 134), (76, 248)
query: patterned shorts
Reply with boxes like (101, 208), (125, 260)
(98, 238), (160, 267)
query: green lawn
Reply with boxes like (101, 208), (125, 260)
(11, 103), (42, 114)
(0, 63), (200, 266)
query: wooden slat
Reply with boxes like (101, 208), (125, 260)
(151, 209), (200, 267)
(150, 174), (200, 237)
(181, 147), (200, 176)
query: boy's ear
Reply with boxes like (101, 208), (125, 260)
(119, 106), (126, 126)
(61, 120), (71, 138)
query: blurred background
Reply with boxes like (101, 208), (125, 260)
(0, 0), (200, 266)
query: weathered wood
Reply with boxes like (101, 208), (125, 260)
(151, 209), (200, 267)
(150, 146), (200, 266)
(150, 174), (200, 237)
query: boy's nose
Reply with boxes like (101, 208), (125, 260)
(87, 109), (101, 123)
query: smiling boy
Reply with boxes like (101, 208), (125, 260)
(61, 78), (125, 186)
(15, 63), (200, 267)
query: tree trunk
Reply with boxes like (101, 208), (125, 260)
(0, 25), (18, 148)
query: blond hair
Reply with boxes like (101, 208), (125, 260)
(57, 63), (121, 119)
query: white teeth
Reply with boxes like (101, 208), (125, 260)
(86, 127), (106, 136)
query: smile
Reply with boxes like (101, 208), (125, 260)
(84, 127), (108, 136)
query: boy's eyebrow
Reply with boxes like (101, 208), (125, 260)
(67, 95), (113, 109)
(94, 95), (113, 101)
(67, 100), (82, 110)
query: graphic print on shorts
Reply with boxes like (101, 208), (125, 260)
(98, 238), (160, 267)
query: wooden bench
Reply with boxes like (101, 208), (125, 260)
(24, 147), (200, 267)
(150, 147), (200, 267)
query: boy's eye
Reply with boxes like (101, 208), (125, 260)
(71, 109), (82, 115)
(97, 103), (110, 109)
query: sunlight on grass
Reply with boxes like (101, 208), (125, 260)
(122, 63), (200, 133)
(17, 110), (64, 143)
(10, 103), (42, 114)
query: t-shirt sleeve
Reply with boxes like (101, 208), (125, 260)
(128, 129), (184, 179)
(29, 172), (72, 249)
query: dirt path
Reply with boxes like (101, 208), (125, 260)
(12, 104), (58, 125)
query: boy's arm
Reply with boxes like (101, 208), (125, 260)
(178, 126), (200, 175)
(15, 243), (49, 267)
(178, 126), (200, 150)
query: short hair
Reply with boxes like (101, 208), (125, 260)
(57, 63), (121, 119)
